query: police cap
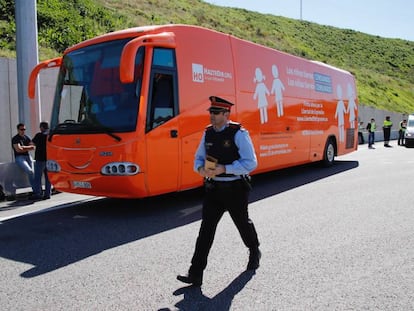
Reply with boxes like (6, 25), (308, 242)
(208, 96), (234, 112)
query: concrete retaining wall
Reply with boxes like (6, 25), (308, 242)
(358, 106), (407, 142)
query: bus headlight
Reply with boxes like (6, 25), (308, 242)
(46, 160), (61, 172)
(101, 162), (140, 176)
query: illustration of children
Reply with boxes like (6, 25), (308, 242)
(335, 84), (346, 142)
(270, 65), (285, 117)
(347, 83), (357, 129)
(253, 67), (270, 124)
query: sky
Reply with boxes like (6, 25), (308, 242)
(204, 0), (414, 41)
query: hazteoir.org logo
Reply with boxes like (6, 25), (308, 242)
(192, 63), (232, 84)
(192, 63), (204, 83)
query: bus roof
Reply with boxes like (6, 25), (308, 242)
(311, 60), (352, 75)
(64, 24), (353, 77)
(64, 24), (213, 54)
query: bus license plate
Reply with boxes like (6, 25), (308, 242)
(72, 181), (92, 189)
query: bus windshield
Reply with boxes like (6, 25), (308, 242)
(51, 38), (144, 135)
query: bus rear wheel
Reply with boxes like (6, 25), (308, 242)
(322, 138), (335, 167)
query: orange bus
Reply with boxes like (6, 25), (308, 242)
(28, 24), (358, 198)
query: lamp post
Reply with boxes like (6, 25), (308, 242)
(15, 0), (40, 136)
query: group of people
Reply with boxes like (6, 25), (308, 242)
(11, 121), (52, 200)
(363, 116), (407, 149)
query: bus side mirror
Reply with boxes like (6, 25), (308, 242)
(28, 57), (62, 99)
(119, 32), (176, 83)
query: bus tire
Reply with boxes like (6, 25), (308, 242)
(322, 138), (335, 167)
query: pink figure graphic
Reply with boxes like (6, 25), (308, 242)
(270, 65), (285, 117)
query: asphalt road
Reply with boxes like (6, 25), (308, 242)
(1, 141), (413, 310)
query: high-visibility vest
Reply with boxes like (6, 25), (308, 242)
(383, 120), (392, 128)
(399, 121), (406, 131)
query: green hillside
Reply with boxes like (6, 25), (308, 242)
(1, 0), (414, 113)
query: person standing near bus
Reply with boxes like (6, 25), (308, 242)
(11, 123), (36, 193)
(383, 116), (393, 147)
(32, 121), (52, 200)
(398, 119), (407, 146)
(366, 118), (376, 149)
(177, 96), (261, 286)
(358, 121), (365, 144)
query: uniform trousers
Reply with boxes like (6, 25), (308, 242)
(189, 179), (259, 276)
(383, 127), (391, 145)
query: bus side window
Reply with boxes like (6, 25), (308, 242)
(148, 74), (174, 130)
(146, 48), (178, 132)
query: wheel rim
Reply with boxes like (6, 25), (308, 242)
(326, 143), (334, 162)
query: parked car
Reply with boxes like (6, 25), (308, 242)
(404, 114), (414, 147)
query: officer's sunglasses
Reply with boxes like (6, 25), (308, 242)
(209, 110), (225, 115)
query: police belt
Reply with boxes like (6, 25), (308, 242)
(205, 175), (252, 191)
(205, 179), (242, 190)
(212, 179), (241, 185)
(215, 173), (238, 179)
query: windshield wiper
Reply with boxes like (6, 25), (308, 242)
(48, 120), (79, 141)
(48, 119), (122, 142)
(83, 119), (122, 142)
(94, 125), (122, 142)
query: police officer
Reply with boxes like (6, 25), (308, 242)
(177, 96), (261, 286)
(383, 116), (393, 147)
(366, 118), (376, 149)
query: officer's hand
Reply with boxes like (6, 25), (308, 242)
(199, 167), (214, 178)
(214, 164), (226, 176)
(204, 169), (215, 178)
(199, 165), (226, 177)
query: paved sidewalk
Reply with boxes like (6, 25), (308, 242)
(0, 190), (99, 222)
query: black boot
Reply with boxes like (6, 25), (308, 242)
(177, 272), (203, 286)
(247, 248), (261, 270)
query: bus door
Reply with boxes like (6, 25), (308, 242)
(144, 48), (180, 195)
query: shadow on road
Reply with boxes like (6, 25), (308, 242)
(249, 160), (359, 202)
(0, 160), (358, 277)
(171, 270), (255, 311)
